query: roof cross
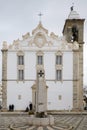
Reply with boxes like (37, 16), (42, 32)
(38, 12), (43, 22)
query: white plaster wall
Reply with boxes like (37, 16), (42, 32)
(7, 81), (34, 110)
(7, 51), (73, 80)
(47, 81), (73, 110)
(7, 50), (73, 110)
(63, 52), (73, 80)
(7, 80), (73, 110)
(25, 51), (36, 79)
(7, 51), (37, 80)
(44, 52), (55, 79)
(7, 52), (17, 79)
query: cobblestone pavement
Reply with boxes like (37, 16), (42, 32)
(0, 113), (87, 130)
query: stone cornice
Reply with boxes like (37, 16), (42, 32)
(1, 49), (8, 52)
(6, 79), (76, 81)
(2, 79), (7, 81)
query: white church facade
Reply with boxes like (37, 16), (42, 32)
(1, 8), (85, 111)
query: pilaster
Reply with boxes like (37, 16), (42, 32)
(1, 49), (8, 111)
(73, 50), (79, 109)
(73, 44), (83, 110)
(78, 44), (83, 110)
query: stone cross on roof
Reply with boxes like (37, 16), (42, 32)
(38, 12), (43, 22)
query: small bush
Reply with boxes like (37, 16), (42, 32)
(29, 111), (34, 115)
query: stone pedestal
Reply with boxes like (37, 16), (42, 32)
(28, 115), (54, 126)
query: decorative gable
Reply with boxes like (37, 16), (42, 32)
(2, 22), (79, 51)
(32, 22), (48, 35)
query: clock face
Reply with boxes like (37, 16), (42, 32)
(34, 33), (46, 48)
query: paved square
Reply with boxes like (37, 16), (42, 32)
(0, 113), (87, 130)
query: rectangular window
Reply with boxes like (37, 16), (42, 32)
(18, 95), (21, 100)
(37, 56), (43, 65)
(18, 70), (24, 80)
(58, 95), (62, 100)
(56, 70), (62, 81)
(56, 55), (62, 65)
(18, 56), (24, 65)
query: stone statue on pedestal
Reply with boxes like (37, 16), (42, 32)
(36, 70), (47, 117)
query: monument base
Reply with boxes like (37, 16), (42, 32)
(28, 115), (54, 126)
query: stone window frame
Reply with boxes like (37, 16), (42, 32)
(37, 55), (43, 65)
(55, 51), (63, 81)
(17, 51), (24, 65)
(18, 55), (24, 65)
(56, 55), (62, 65)
(36, 51), (44, 70)
(55, 51), (63, 64)
(56, 69), (62, 81)
(18, 69), (24, 81)
(17, 50), (25, 82)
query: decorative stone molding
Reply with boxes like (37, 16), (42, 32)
(13, 39), (20, 44)
(32, 22), (48, 35)
(50, 32), (58, 39)
(34, 32), (47, 48)
(56, 65), (62, 70)
(56, 51), (63, 55)
(6, 23), (79, 51)
(17, 65), (24, 70)
(22, 32), (30, 40)
(36, 65), (44, 71)
(36, 51), (44, 56)
(17, 50), (24, 56)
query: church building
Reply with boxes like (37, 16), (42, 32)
(1, 8), (85, 111)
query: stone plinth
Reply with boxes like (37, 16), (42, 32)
(28, 115), (54, 126)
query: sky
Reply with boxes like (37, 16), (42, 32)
(0, 0), (87, 85)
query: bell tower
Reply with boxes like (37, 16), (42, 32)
(63, 6), (85, 110)
(63, 6), (85, 44)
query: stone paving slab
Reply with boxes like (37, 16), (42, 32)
(0, 113), (87, 129)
